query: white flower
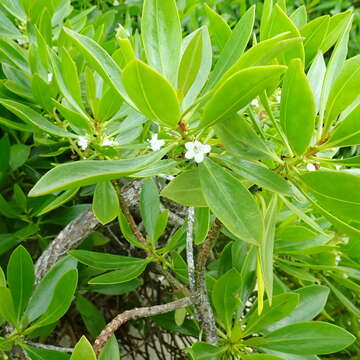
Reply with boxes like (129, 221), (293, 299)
(77, 136), (89, 151)
(149, 134), (165, 151)
(251, 98), (259, 107)
(113, 0), (119, 4)
(306, 163), (316, 172)
(276, 95), (281, 103)
(184, 141), (211, 163)
(101, 139), (116, 146)
(47, 73), (53, 82)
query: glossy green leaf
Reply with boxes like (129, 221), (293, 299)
(307, 52), (326, 113)
(326, 104), (360, 147)
(98, 335), (120, 360)
(26, 257), (77, 323)
(35, 188), (79, 216)
(140, 178), (160, 242)
(204, 4), (231, 52)
(290, 5), (307, 28)
(7, 245), (34, 320)
(266, 286), (330, 332)
(223, 158), (292, 194)
(141, 0), (181, 85)
(0, 99), (74, 138)
(88, 260), (149, 285)
(280, 58), (315, 155)
(203, 65), (287, 127)
(262, 5), (304, 65)
(325, 55), (360, 125)
(22, 345), (70, 360)
(63, 27), (130, 103)
(199, 159), (263, 245)
(212, 268), (242, 331)
(118, 210), (147, 249)
(207, 6), (255, 89)
(262, 322), (355, 355)
(93, 181), (119, 225)
(319, 16), (352, 131)
(180, 27), (212, 109)
(194, 207), (210, 245)
(320, 10), (353, 54)
(70, 336), (96, 360)
(161, 169), (207, 207)
(31, 269), (78, 329)
(29, 147), (169, 196)
(245, 292), (300, 336)
(300, 16), (330, 65)
(0, 287), (17, 326)
(243, 355), (284, 360)
(69, 250), (145, 270)
(186, 342), (222, 360)
(123, 60), (180, 128)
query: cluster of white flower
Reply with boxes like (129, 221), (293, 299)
(76, 137), (118, 151)
(148, 134), (211, 164)
(251, 98), (259, 107)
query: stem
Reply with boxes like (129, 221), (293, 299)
(186, 207), (196, 295)
(25, 341), (73, 353)
(93, 297), (197, 356)
(195, 218), (222, 345)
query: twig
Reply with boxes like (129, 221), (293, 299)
(195, 219), (222, 345)
(26, 341), (73, 353)
(186, 207), (196, 295)
(93, 296), (196, 356)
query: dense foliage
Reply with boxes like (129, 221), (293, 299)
(0, 0), (359, 359)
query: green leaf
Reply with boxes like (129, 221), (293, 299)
(307, 52), (326, 113)
(300, 16), (329, 66)
(88, 260), (149, 285)
(204, 4), (231, 52)
(93, 181), (119, 225)
(245, 292), (300, 336)
(262, 322), (355, 355)
(161, 169), (207, 207)
(122, 60), (180, 128)
(35, 188), (79, 216)
(29, 147), (169, 196)
(30, 269), (78, 329)
(186, 342), (222, 360)
(212, 268), (242, 332)
(0, 266), (5, 287)
(300, 171), (360, 225)
(194, 207), (210, 245)
(280, 58), (315, 155)
(140, 178), (160, 242)
(262, 5), (304, 65)
(70, 336), (96, 360)
(200, 159), (263, 245)
(320, 15), (352, 132)
(63, 27), (130, 103)
(7, 245), (35, 321)
(0, 287), (17, 326)
(98, 335), (120, 360)
(10, 144), (30, 171)
(326, 104), (360, 147)
(243, 355), (284, 360)
(141, 0), (181, 85)
(0, 99), (74, 138)
(259, 195), (278, 303)
(179, 27), (212, 109)
(26, 257), (77, 323)
(325, 55), (360, 125)
(290, 5), (307, 28)
(222, 158), (292, 194)
(267, 285), (329, 333)
(118, 210), (147, 249)
(202, 65), (287, 127)
(69, 250), (146, 270)
(154, 210), (169, 243)
(206, 5), (255, 89)
(22, 345), (70, 360)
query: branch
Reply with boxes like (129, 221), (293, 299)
(93, 296), (196, 356)
(25, 341), (73, 353)
(186, 207), (196, 295)
(195, 219), (222, 345)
